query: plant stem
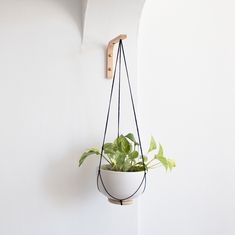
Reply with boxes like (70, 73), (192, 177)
(146, 158), (155, 166)
(148, 162), (161, 168)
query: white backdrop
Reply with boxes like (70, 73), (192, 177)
(138, 0), (235, 234)
(0, 0), (234, 235)
(0, 0), (144, 234)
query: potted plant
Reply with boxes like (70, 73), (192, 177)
(79, 133), (175, 205)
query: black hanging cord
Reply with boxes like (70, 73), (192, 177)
(120, 40), (146, 169)
(97, 40), (147, 205)
(117, 44), (121, 138)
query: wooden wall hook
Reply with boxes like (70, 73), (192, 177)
(106, 34), (127, 79)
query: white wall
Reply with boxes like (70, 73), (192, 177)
(1, 0), (235, 235)
(138, 0), (235, 234)
(0, 0), (144, 235)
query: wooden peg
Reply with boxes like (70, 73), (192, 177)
(106, 34), (127, 79)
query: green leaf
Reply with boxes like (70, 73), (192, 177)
(115, 152), (126, 170)
(79, 148), (100, 166)
(143, 156), (148, 162)
(103, 143), (115, 155)
(157, 144), (164, 157)
(129, 150), (139, 160)
(129, 162), (145, 172)
(154, 144), (175, 171)
(155, 154), (168, 170)
(123, 159), (132, 171)
(104, 143), (113, 149)
(113, 136), (122, 152)
(148, 136), (157, 153)
(167, 159), (176, 170)
(116, 135), (131, 154)
(125, 133), (139, 145)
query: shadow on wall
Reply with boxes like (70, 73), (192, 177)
(43, 149), (98, 206)
(15, 0), (84, 34)
(48, 0), (84, 34)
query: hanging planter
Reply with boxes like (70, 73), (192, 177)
(97, 169), (146, 205)
(79, 36), (176, 205)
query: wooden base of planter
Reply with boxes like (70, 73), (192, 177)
(108, 198), (134, 205)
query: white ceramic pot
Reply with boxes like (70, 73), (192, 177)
(97, 167), (146, 204)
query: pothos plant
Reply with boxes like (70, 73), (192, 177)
(79, 133), (176, 172)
